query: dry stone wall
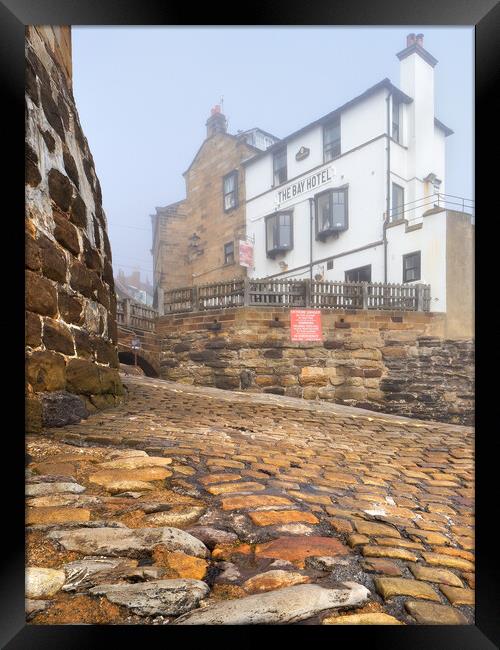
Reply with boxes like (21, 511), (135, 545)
(157, 308), (474, 425)
(25, 27), (123, 432)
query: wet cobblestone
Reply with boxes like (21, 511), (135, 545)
(26, 374), (474, 625)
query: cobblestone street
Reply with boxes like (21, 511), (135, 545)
(26, 374), (474, 625)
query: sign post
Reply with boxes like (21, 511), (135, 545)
(290, 309), (323, 342)
(131, 338), (141, 367)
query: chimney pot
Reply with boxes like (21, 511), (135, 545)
(206, 106), (227, 137)
(407, 33), (416, 47)
(416, 33), (424, 47)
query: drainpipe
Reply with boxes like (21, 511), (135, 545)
(384, 90), (392, 283)
(308, 198), (314, 281)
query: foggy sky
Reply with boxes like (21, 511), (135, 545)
(72, 27), (474, 286)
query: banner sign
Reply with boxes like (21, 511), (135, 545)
(239, 240), (254, 268)
(290, 309), (323, 342)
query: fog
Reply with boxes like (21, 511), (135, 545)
(72, 26), (474, 287)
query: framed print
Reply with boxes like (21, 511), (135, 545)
(2, 0), (498, 646)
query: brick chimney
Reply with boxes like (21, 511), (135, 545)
(407, 33), (416, 47)
(206, 105), (227, 138)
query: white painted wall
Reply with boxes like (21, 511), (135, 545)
(386, 210), (447, 311)
(341, 89), (387, 151)
(400, 52), (435, 180)
(286, 127), (324, 181)
(245, 91), (388, 201)
(433, 126), (446, 195)
(246, 137), (387, 280)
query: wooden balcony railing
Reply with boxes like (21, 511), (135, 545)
(163, 278), (431, 315)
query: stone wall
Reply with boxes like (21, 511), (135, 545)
(152, 201), (191, 296)
(157, 308), (474, 425)
(445, 211), (474, 339)
(25, 26), (123, 432)
(152, 129), (256, 298)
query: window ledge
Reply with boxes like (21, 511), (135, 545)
(316, 229), (343, 242)
(385, 218), (407, 229)
(389, 138), (408, 149)
(267, 247), (291, 259)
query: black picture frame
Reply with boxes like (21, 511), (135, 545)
(2, 0), (498, 647)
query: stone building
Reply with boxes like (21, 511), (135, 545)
(25, 26), (123, 432)
(115, 269), (154, 306)
(151, 107), (278, 304)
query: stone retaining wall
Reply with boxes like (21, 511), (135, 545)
(25, 27), (123, 432)
(157, 308), (474, 425)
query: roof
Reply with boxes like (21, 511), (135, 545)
(183, 131), (262, 176)
(396, 43), (438, 68)
(151, 200), (186, 217)
(240, 127), (280, 141)
(242, 78), (413, 166)
(434, 117), (454, 137)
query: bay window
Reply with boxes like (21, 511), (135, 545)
(266, 211), (293, 257)
(315, 187), (348, 240)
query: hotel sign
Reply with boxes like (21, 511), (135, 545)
(239, 240), (254, 268)
(276, 166), (335, 205)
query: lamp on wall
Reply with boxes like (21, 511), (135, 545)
(279, 261), (288, 271)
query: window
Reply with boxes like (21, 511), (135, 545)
(224, 241), (234, 265)
(323, 116), (341, 162)
(315, 188), (348, 240)
(391, 183), (405, 221)
(223, 171), (238, 211)
(392, 97), (401, 143)
(265, 211), (293, 257)
(327, 259), (334, 270)
(273, 148), (287, 186)
(403, 251), (421, 282)
(345, 265), (371, 283)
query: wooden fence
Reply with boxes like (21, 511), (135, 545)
(163, 278), (431, 314)
(116, 298), (158, 331)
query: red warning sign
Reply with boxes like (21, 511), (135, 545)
(290, 309), (323, 342)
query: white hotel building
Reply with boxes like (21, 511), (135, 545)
(243, 34), (474, 337)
